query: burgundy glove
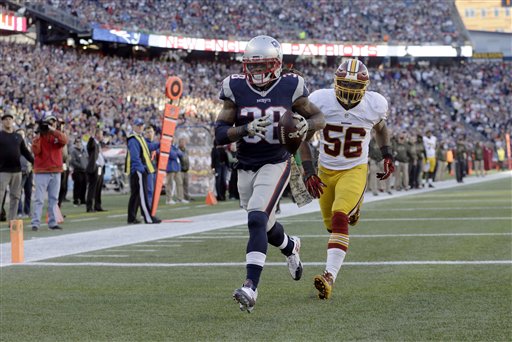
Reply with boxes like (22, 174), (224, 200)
(302, 160), (326, 198)
(305, 174), (326, 198)
(377, 146), (395, 180)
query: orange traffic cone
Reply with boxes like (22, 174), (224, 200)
(205, 191), (218, 205)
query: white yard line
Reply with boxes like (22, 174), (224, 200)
(68, 218), (98, 223)
(101, 249), (157, 252)
(1, 172), (510, 267)
(73, 255), (129, 258)
(14, 260), (512, 267)
(176, 233), (512, 239)
(364, 207), (511, 211)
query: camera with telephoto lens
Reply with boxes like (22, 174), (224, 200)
(36, 120), (50, 133)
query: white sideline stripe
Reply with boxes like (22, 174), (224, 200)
(1, 171), (510, 267)
(177, 233), (512, 239)
(107, 214), (127, 218)
(16, 260), (512, 267)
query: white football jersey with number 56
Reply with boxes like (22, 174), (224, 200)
(309, 89), (388, 170)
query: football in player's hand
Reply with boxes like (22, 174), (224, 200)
(278, 110), (304, 154)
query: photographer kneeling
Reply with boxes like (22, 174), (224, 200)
(31, 115), (68, 231)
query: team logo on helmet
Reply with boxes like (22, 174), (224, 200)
(242, 35), (283, 86)
(334, 59), (370, 106)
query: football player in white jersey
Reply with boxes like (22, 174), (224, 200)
(299, 59), (394, 299)
(422, 129), (437, 188)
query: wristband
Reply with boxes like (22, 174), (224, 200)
(302, 160), (316, 178)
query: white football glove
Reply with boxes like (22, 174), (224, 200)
(293, 113), (309, 141)
(246, 114), (271, 139)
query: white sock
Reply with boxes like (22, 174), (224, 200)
(325, 248), (346, 281)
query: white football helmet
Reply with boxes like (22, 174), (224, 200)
(242, 35), (283, 86)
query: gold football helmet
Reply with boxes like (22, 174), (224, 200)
(334, 59), (370, 107)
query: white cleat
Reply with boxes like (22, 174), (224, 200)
(286, 236), (303, 281)
(233, 282), (258, 313)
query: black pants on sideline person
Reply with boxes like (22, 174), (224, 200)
(72, 170), (87, 205)
(128, 171), (159, 224)
(58, 169), (69, 207)
(86, 166), (105, 211)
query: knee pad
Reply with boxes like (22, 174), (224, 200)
(267, 221), (285, 247)
(247, 211), (269, 254)
(331, 211), (349, 235)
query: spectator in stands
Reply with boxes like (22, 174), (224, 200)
(31, 115), (67, 231)
(0, 111), (34, 222)
(16, 128), (33, 218)
(86, 129), (106, 212)
(70, 137), (88, 206)
(165, 144), (185, 204)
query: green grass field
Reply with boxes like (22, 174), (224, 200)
(1, 178), (511, 341)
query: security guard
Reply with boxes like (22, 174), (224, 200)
(126, 118), (161, 224)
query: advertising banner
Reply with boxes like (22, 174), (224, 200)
(92, 28), (149, 46)
(0, 13), (27, 32)
(147, 33), (473, 57)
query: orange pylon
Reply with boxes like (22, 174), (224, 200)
(206, 191), (218, 205)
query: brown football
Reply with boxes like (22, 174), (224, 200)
(278, 110), (304, 154)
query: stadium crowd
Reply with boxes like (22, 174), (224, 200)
(45, 0), (466, 44)
(1, 41), (510, 150)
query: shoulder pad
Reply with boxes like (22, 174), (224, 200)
(219, 75), (237, 103)
(367, 91), (388, 116)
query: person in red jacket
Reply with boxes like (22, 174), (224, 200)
(30, 114), (68, 231)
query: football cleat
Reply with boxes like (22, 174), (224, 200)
(286, 236), (303, 280)
(348, 208), (360, 226)
(314, 271), (334, 300)
(233, 280), (258, 313)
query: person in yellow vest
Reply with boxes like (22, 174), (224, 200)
(125, 118), (161, 224)
(496, 146), (506, 171)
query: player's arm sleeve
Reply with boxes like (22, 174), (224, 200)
(214, 99), (247, 145)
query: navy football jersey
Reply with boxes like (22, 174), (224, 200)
(219, 73), (309, 170)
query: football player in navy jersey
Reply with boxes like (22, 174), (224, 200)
(215, 35), (325, 313)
